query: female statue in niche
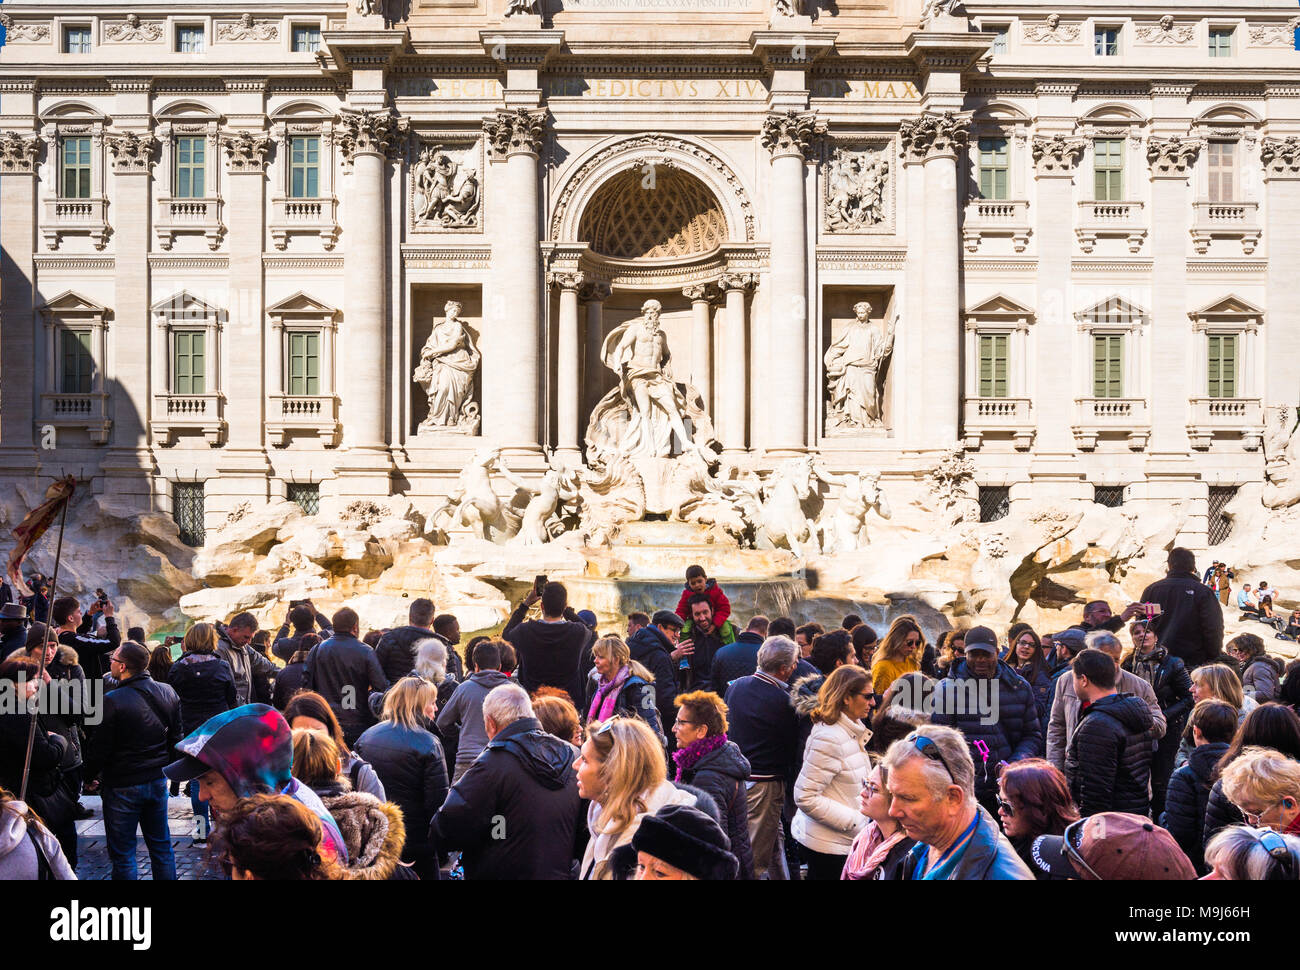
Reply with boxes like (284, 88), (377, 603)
(414, 300), (481, 434)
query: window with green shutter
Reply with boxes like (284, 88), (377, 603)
(61, 136), (92, 199)
(978, 138), (1009, 200)
(173, 331), (206, 395)
(1093, 139), (1124, 201)
(288, 332), (320, 396)
(60, 330), (94, 394)
(290, 136), (320, 199)
(977, 333), (1009, 398)
(174, 136), (205, 198)
(1207, 334), (1237, 399)
(1093, 334), (1124, 398)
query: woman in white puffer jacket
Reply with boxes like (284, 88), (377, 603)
(793, 665), (875, 879)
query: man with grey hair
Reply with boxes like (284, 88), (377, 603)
(1046, 630), (1165, 771)
(431, 682), (581, 880)
(724, 635), (801, 879)
(883, 725), (1031, 880)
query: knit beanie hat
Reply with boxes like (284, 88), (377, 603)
(630, 804), (739, 880)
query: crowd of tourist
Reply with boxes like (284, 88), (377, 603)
(2, 547), (1299, 882)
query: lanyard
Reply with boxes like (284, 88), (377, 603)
(913, 813), (980, 880)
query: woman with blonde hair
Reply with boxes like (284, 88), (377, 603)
(355, 676), (449, 880)
(167, 621), (236, 843)
(1176, 663), (1259, 769)
(1221, 746), (1300, 837)
(871, 616), (925, 695)
(583, 635), (664, 742)
(793, 664), (874, 879)
(841, 762), (915, 880)
(574, 716), (705, 879)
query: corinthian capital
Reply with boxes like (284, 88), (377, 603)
(338, 108), (408, 162)
(1031, 134), (1086, 176)
(547, 270), (586, 291)
(0, 131), (41, 174)
(1146, 136), (1202, 178)
(760, 111), (824, 161)
(899, 112), (970, 162)
(483, 108), (548, 159)
(1261, 136), (1300, 178)
(718, 272), (757, 293)
(108, 131), (158, 173)
(221, 130), (272, 174)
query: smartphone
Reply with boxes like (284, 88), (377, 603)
(534, 575), (547, 597)
(1142, 602), (1162, 618)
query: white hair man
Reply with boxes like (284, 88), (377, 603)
(430, 683), (581, 880)
(882, 725), (1032, 880)
(723, 635), (802, 879)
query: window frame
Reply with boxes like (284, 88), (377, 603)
(1208, 27), (1234, 58)
(152, 291), (224, 398)
(172, 329), (207, 396)
(288, 134), (322, 199)
(291, 25), (322, 53)
(1092, 333), (1125, 399)
(175, 23), (206, 54)
(1205, 140), (1237, 204)
(1092, 137), (1125, 202)
(59, 134), (93, 199)
(59, 328), (95, 394)
(63, 25), (93, 54)
(1205, 332), (1238, 399)
(1074, 297), (1149, 407)
(173, 133), (207, 199)
(1094, 24), (1121, 57)
(977, 332), (1010, 398)
(977, 136), (1010, 201)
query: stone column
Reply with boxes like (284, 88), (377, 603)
(483, 108), (548, 455)
(683, 283), (714, 413)
(760, 110), (821, 456)
(718, 273), (755, 455)
(1262, 136), (1300, 413)
(580, 280), (611, 435)
(0, 128), (40, 477)
(548, 270), (585, 459)
(900, 112), (968, 452)
(101, 127), (157, 502)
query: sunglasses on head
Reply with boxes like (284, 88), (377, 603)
(905, 731), (956, 783)
(1258, 830), (1297, 881)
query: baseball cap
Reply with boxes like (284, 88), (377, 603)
(1030, 813), (1196, 880)
(652, 610), (684, 630)
(1051, 628), (1087, 653)
(963, 626), (998, 654)
(576, 609), (598, 629)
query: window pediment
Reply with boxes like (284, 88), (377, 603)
(1075, 295), (1149, 330)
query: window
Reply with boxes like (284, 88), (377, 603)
(173, 483), (205, 547)
(1094, 485), (1125, 508)
(177, 25), (205, 53)
(978, 138), (1009, 200)
(1207, 141), (1235, 203)
(978, 486), (1010, 523)
(173, 331), (206, 395)
(60, 330), (94, 394)
(64, 26), (92, 54)
(1206, 334), (1237, 398)
(289, 136), (320, 198)
(1207, 486), (1237, 546)
(1093, 139), (1124, 201)
(287, 483), (320, 515)
(989, 25), (1008, 54)
(1093, 334), (1124, 398)
(288, 331), (320, 395)
(1209, 28), (1233, 58)
(60, 136), (92, 199)
(174, 135), (206, 199)
(977, 333), (1009, 398)
(292, 26), (321, 53)
(1094, 26), (1120, 56)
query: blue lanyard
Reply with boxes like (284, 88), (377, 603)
(913, 813), (980, 880)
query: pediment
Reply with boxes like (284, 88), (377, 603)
(267, 291), (336, 315)
(40, 290), (109, 314)
(151, 290), (223, 315)
(1191, 295), (1263, 318)
(1076, 296), (1149, 322)
(967, 293), (1034, 316)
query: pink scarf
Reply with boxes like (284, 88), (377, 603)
(841, 820), (908, 880)
(588, 664), (632, 723)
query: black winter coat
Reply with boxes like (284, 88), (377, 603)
(676, 739), (755, 880)
(304, 633), (390, 746)
(272, 661), (309, 710)
(167, 653), (237, 736)
(1122, 646), (1194, 724)
(1202, 777), (1245, 851)
(626, 626), (680, 736)
(582, 670), (665, 742)
(1160, 741), (1228, 874)
(431, 717), (581, 880)
(1015, 662), (1054, 738)
(0, 710), (72, 830)
(505, 606), (591, 703)
(1139, 572), (1224, 669)
(1066, 693), (1154, 817)
(272, 610), (333, 662)
(355, 720), (449, 856)
(374, 625), (436, 684)
(83, 673), (183, 788)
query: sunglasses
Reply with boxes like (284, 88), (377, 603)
(1062, 818), (1103, 880)
(905, 731), (956, 782)
(1258, 830), (1297, 881)
(996, 796), (1015, 816)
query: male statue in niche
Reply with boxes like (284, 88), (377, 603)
(824, 300), (898, 431)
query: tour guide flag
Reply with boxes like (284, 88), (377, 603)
(6, 475), (76, 597)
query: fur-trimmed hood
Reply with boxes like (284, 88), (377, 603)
(5, 643), (79, 667)
(790, 672), (825, 718)
(318, 789), (407, 882)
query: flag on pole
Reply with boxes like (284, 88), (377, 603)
(5, 476), (76, 597)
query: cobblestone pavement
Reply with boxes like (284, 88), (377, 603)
(73, 793), (222, 881)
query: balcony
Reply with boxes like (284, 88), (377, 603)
(151, 393), (226, 447)
(1190, 202), (1261, 255)
(39, 392), (112, 444)
(1072, 397), (1150, 451)
(266, 394), (341, 447)
(962, 200), (1031, 253)
(962, 397), (1035, 450)
(155, 196), (225, 251)
(41, 197), (110, 250)
(1075, 200), (1146, 254)
(1187, 397), (1264, 451)
(269, 196), (339, 250)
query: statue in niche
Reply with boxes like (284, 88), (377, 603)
(414, 300), (481, 434)
(824, 301), (897, 431)
(411, 145), (480, 228)
(585, 299), (717, 462)
(825, 147), (889, 231)
(430, 447), (527, 542)
(512, 457), (582, 546)
(816, 467), (891, 553)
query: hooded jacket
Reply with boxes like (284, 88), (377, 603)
(1122, 645), (1194, 723)
(303, 632), (390, 746)
(1139, 571), (1225, 668)
(504, 611), (590, 704)
(793, 713), (871, 856)
(436, 669), (512, 772)
(354, 718), (448, 859)
(626, 625), (680, 734)
(313, 784), (408, 881)
(432, 716), (582, 880)
(1160, 740), (1229, 874)
(901, 804), (1033, 880)
(1066, 692), (1154, 817)
(1240, 654), (1285, 703)
(676, 739), (755, 879)
(1046, 667), (1166, 771)
(8, 644), (87, 769)
(0, 798), (77, 880)
(0, 708), (72, 834)
(675, 578), (731, 627)
(167, 652), (237, 736)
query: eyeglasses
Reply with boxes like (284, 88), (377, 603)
(995, 796), (1015, 817)
(905, 731), (956, 783)
(861, 780), (881, 797)
(1062, 818), (1104, 880)
(1243, 801), (1283, 825)
(674, 718), (696, 727)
